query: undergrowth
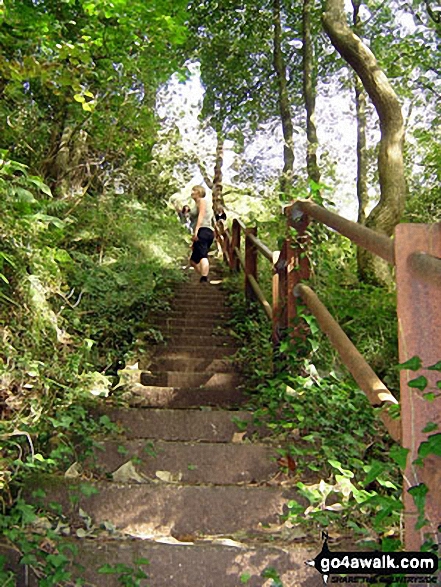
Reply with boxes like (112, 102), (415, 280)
(222, 252), (404, 550)
(0, 154), (189, 583)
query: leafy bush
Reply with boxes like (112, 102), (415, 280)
(0, 154), (189, 504)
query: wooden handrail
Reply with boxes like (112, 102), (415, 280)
(246, 232), (273, 262)
(214, 200), (441, 551)
(290, 199), (395, 265)
(294, 283), (401, 442)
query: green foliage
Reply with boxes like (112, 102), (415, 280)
(0, 154), (188, 531)
(223, 216), (402, 546)
(98, 559), (150, 586)
(0, 0), (190, 193)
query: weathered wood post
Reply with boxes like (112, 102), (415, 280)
(272, 250), (283, 344)
(245, 227), (258, 301)
(395, 224), (441, 551)
(284, 203), (311, 338)
(231, 219), (241, 272)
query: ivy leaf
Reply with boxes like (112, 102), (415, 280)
(363, 460), (386, 486)
(408, 483), (429, 530)
(427, 361), (441, 371)
(418, 433), (441, 459)
(422, 422), (438, 433)
(397, 356), (422, 371)
(408, 376), (428, 391)
(389, 445), (409, 470)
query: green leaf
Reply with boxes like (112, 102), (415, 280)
(389, 445), (409, 470)
(408, 483), (429, 530)
(240, 573), (252, 583)
(418, 433), (441, 459)
(28, 176), (52, 196)
(397, 356), (422, 371)
(427, 361), (441, 371)
(422, 422), (438, 433)
(133, 557), (150, 566)
(79, 483), (99, 497)
(363, 460), (386, 486)
(408, 376), (428, 391)
(14, 187), (37, 203)
(98, 564), (118, 575)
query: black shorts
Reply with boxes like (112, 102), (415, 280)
(190, 227), (214, 264)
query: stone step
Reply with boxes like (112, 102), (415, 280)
(34, 479), (302, 538)
(142, 356), (237, 373)
(93, 407), (256, 441)
(154, 346), (238, 359)
(90, 440), (280, 485)
(155, 311), (232, 322)
(148, 317), (228, 329)
(161, 327), (234, 338)
(140, 371), (242, 389)
(126, 384), (247, 408)
(160, 335), (239, 348)
(171, 291), (228, 301)
(4, 539), (318, 587)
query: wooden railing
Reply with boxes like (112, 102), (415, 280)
(214, 200), (441, 551)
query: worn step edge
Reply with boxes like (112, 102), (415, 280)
(90, 407), (259, 441)
(154, 347), (238, 359)
(140, 371), (242, 388)
(140, 357), (237, 373)
(0, 539), (323, 587)
(30, 479), (304, 538)
(2, 539), (320, 587)
(89, 440), (280, 485)
(124, 384), (247, 408)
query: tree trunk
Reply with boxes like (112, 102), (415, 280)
(211, 132), (224, 210)
(273, 0), (295, 196)
(323, 0), (407, 285)
(354, 76), (368, 225)
(302, 0), (321, 186)
(352, 0), (368, 227)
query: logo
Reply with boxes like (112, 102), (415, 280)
(306, 532), (439, 585)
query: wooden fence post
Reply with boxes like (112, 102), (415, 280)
(231, 219), (241, 272)
(395, 224), (441, 551)
(284, 204), (310, 338)
(245, 227), (258, 301)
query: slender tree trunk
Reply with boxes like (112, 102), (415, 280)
(273, 0), (295, 195)
(352, 0), (368, 226)
(354, 76), (368, 225)
(212, 132), (224, 210)
(302, 0), (321, 185)
(323, 0), (407, 285)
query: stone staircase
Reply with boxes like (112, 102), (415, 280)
(13, 261), (322, 586)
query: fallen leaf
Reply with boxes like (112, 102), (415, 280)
(155, 470), (183, 483)
(112, 461), (147, 483)
(232, 432), (246, 444)
(65, 462), (82, 478)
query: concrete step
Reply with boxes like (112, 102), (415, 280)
(34, 479), (303, 538)
(140, 371), (242, 388)
(171, 291), (228, 301)
(90, 440), (280, 485)
(142, 356), (237, 373)
(155, 311), (232, 322)
(92, 407), (256, 441)
(125, 384), (247, 408)
(154, 346), (238, 359)
(4, 539), (319, 587)
(148, 317), (228, 329)
(160, 335), (239, 348)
